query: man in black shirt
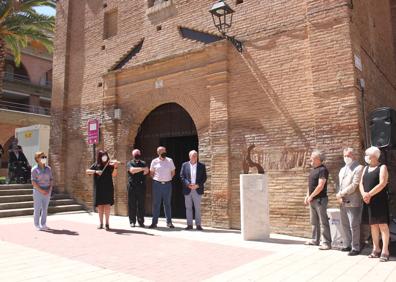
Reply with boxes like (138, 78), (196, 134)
(127, 149), (149, 227)
(304, 150), (332, 250)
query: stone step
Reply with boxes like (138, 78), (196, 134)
(0, 189), (33, 196)
(0, 199), (76, 210)
(0, 184), (33, 190)
(0, 204), (86, 218)
(0, 194), (33, 203)
(0, 193), (73, 203)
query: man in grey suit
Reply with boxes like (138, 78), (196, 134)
(180, 150), (207, 230)
(336, 147), (363, 256)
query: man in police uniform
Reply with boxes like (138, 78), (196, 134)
(127, 149), (149, 227)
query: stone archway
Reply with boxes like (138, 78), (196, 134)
(105, 42), (232, 228)
(133, 103), (198, 218)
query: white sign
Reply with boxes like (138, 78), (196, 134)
(89, 123), (97, 131)
(155, 79), (164, 89)
(354, 54), (362, 71)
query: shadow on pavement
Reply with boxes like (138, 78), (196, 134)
(106, 228), (155, 236)
(199, 229), (240, 234)
(43, 229), (79, 236)
(154, 226), (184, 232)
(150, 227), (241, 234)
(265, 238), (306, 245)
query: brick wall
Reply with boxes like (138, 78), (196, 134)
(350, 0), (396, 216)
(51, 0), (395, 237)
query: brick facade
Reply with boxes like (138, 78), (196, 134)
(51, 0), (396, 237)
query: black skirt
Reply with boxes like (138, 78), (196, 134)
(361, 165), (389, 225)
(90, 163), (114, 207)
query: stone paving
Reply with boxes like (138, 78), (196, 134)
(0, 212), (395, 281)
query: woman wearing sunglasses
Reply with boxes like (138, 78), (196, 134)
(31, 152), (52, 231)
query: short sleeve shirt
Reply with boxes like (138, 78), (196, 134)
(308, 164), (329, 199)
(127, 159), (147, 185)
(31, 165), (53, 191)
(150, 157), (175, 182)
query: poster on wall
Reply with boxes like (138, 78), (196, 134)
(87, 119), (99, 145)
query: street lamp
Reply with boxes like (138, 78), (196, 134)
(209, 0), (243, 52)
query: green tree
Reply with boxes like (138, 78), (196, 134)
(0, 0), (55, 98)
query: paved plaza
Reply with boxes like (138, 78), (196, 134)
(0, 212), (395, 282)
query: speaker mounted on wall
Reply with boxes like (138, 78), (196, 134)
(370, 107), (396, 149)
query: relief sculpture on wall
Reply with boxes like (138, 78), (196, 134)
(242, 144), (308, 173)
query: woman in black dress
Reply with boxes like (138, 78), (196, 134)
(359, 146), (390, 262)
(86, 150), (118, 230)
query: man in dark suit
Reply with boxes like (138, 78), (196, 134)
(180, 150), (207, 230)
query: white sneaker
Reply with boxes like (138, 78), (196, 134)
(40, 225), (49, 231)
(35, 225), (41, 231)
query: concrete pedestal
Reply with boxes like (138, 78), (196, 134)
(240, 174), (270, 241)
(327, 208), (345, 249)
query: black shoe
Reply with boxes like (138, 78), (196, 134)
(184, 225), (193, 230)
(105, 224), (110, 231)
(97, 224), (103, 229)
(130, 223), (136, 228)
(149, 224), (157, 229)
(167, 223), (175, 228)
(348, 250), (360, 256)
(341, 247), (351, 252)
(196, 225), (203, 231)
(138, 223), (145, 228)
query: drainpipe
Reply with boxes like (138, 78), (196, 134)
(358, 78), (369, 148)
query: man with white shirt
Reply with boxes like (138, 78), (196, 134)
(149, 146), (176, 229)
(180, 150), (207, 230)
(336, 147), (363, 256)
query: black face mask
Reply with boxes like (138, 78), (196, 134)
(134, 154), (141, 160)
(160, 152), (167, 158)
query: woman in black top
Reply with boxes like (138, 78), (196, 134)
(359, 146), (389, 262)
(86, 150), (118, 230)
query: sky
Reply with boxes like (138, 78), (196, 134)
(34, 6), (56, 16)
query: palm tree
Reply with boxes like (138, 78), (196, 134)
(0, 0), (55, 98)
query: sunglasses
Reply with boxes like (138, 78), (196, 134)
(41, 156), (47, 159)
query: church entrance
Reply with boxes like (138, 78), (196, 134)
(134, 103), (198, 219)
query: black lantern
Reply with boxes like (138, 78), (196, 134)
(209, 0), (242, 52)
(209, 0), (234, 35)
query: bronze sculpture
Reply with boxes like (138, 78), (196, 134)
(242, 144), (265, 174)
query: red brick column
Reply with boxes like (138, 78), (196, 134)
(306, 1), (361, 209)
(49, 0), (71, 193)
(207, 66), (231, 228)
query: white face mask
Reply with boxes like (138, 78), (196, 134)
(40, 158), (47, 165)
(101, 156), (108, 162)
(364, 155), (371, 165)
(344, 157), (353, 165)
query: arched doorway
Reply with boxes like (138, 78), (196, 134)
(134, 103), (198, 219)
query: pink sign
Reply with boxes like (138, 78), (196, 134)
(88, 119), (99, 145)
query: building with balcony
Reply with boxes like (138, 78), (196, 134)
(0, 47), (52, 174)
